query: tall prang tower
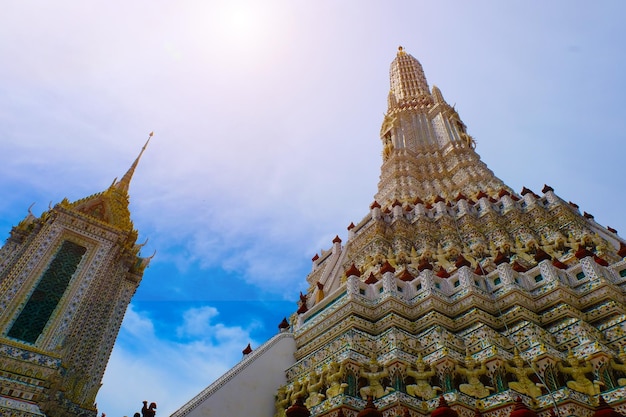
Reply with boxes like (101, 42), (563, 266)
(171, 48), (626, 417)
(0, 139), (152, 417)
(281, 47), (626, 416)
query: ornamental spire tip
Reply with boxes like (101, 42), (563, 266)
(115, 132), (153, 194)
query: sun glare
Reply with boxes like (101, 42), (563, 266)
(225, 4), (254, 33)
(217, 2), (272, 48)
(185, 1), (288, 67)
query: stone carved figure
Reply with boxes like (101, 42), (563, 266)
(382, 135), (394, 161)
(456, 357), (493, 398)
(275, 386), (290, 417)
(360, 356), (394, 400)
(557, 352), (600, 396)
(610, 351), (626, 386)
(430, 245), (451, 272)
(305, 369), (326, 408)
(325, 361), (348, 398)
(38, 372), (65, 417)
(405, 355), (441, 400)
(289, 379), (308, 405)
(141, 401), (157, 417)
(505, 351), (543, 398)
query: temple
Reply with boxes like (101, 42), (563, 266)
(0, 138), (152, 417)
(174, 48), (626, 416)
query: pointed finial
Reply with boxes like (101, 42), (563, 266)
(593, 395), (624, 417)
(357, 396), (382, 417)
(431, 396), (459, 417)
(278, 317), (290, 331)
(115, 132), (153, 194)
(286, 396), (310, 417)
(27, 202), (36, 217)
(509, 397), (538, 417)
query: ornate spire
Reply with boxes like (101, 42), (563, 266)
(376, 48), (507, 206)
(66, 134), (152, 232)
(387, 46), (432, 109)
(115, 132), (152, 194)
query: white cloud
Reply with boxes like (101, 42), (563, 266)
(176, 306), (249, 343)
(98, 304), (256, 417)
(120, 305), (157, 338)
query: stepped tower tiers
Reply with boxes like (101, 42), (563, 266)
(170, 48), (626, 417)
(0, 137), (152, 417)
(376, 46), (508, 206)
(278, 48), (626, 416)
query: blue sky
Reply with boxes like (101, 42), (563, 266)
(1, 1), (625, 416)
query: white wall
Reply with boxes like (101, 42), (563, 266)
(171, 332), (296, 417)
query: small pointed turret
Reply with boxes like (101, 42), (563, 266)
(593, 396), (624, 417)
(357, 396), (382, 417)
(432, 85), (446, 105)
(509, 397), (538, 417)
(431, 396), (459, 417)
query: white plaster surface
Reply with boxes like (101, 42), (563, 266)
(171, 332), (296, 417)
